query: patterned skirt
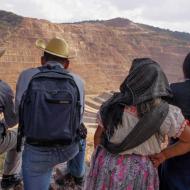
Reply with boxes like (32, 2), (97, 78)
(84, 146), (159, 190)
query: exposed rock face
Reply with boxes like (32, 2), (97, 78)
(0, 11), (190, 93)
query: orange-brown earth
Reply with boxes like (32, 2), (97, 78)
(0, 10), (190, 94)
(1, 10), (189, 189)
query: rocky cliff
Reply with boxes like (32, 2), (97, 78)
(0, 10), (190, 93)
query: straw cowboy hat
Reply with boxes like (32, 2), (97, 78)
(0, 49), (5, 58)
(36, 37), (73, 59)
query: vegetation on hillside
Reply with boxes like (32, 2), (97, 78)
(0, 10), (23, 27)
(139, 23), (190, 41)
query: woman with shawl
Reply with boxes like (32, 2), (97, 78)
(84, 58), (190, 190)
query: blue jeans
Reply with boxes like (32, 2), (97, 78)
(22, 140), (86, 190)
(67, 139), (86, 178)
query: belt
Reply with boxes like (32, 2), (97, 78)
(26, 138), (72, 147)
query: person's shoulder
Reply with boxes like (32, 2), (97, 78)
(170, 82), (189, 96)
(0, 80), (11, 88)
(170, 81), (185, 89)
(165, 104), (183, 126)
(19, 67), (39, 77)
(162, 104), (185, 137)
(69, 72), (83, 80)
(0, 80), (13, 93)
(18, 67), (40, 83)
(168, 104), (182, 115)
(16, 68), (40, 88)
(69, 72), (84, 84)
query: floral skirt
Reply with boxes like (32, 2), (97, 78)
(84, 147), (159, 190)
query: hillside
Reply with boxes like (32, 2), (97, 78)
(0, 10), (190, 189)
(0, 10), (190, 93)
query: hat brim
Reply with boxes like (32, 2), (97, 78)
(0, 49), (5, 58)
(36, 39), (74, 59)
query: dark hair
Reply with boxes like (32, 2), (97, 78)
(43, 52), (69, 63)
(183, 52), (190, 78)
(137, 98), (161, 118)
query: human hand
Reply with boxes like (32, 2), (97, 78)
(78, 123), (87, 139)
(149, 152), (166, 167)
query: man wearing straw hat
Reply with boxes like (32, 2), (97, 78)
(0, 49), (22, 189)
(15, 37), (86, 190)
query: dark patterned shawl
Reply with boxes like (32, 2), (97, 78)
(100, 58), (172, 153)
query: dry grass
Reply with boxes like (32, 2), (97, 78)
(0, 154), (5, 174)
(85, 128), (95, 166)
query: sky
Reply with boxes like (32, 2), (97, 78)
(0, 0), (190, 33)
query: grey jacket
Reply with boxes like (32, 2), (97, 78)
(0, 80), (17, 134)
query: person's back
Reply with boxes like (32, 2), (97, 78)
(16, 38), (85, 190)
(159, 53), (190, 190)
(171, 81), (190, 119)
(84, 58), (190, 190)
(0, 49), (22, 189)
(171, 52), (190, 121)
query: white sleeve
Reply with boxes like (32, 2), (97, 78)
(160, 105), (186, 138)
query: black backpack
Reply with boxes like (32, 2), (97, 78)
(17, 65), (81, 149)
